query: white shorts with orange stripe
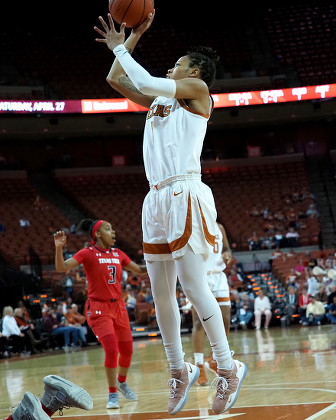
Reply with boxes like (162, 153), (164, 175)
(142, 174), (217, 261)
(207, 271), (231, 306)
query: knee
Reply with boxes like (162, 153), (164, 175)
(118, 340), (133, 368)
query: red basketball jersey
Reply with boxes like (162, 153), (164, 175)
(73, 246), (131, 301)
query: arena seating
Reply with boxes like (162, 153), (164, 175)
(0, 172), (85, 266)
(55, 157), (320, 254)
(262, 3), (336, 85)
(5, 4), (336, 100)
(55, 172), (148, 260)
(271, 248), (335, 289)
(203, 160), (320, 249)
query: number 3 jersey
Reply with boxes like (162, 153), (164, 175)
(73, 246), (131, 301)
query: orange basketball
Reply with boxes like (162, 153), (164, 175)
(109, 0), (154, 29)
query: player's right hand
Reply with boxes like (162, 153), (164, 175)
(54, 231), (67, 248)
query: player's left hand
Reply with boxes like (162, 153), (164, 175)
(94, 13), (126, 51)
(54, 231), (67, 248)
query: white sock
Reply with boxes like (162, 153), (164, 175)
(211, 341), (233, 370)
(194, 352), (204, 365)
(164, 341), (185, 370)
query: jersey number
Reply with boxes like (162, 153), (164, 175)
(107, 265), (116, 284)
(213, 240), (219, 254)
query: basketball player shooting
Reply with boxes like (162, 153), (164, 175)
(94, 12), (247, 415)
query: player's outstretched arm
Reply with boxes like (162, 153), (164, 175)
(95, 13), (156, 108)
(125, 261), (147, 275)
(54, 231), (79, 272)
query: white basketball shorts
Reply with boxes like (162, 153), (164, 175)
(142, 174), (217, 261)
(207, 271), (231, 306)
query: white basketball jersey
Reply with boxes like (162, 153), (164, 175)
(143, 96), (213, 186)
(207, 223), (226, 272)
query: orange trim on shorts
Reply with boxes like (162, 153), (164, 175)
(142, 242), (171, 254)
(197, 199), (216, 247)
(216, 297), (230, 303)
(143, 192), (192, 254)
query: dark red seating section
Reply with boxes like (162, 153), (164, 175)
(0, 172), (85, 266)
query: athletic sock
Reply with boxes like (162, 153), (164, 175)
(194, 352), (204, 365)
(109, 386), (117, 393)
(164, 340), (185, 370)
(117, 374), (127, 383)
(41, 403), (54, 417)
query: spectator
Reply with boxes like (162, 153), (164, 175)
(65, 304), (88, 347)
(254, 289), (272, 330)
(273, 231), (284, 248)
(307, 268), (321, 297)
(148, 303), (157, 329)
(237, 293), (254, 329)
(248, 231), (261, 250)
(1, 306), (29, 355)
(327, 284), (336, 305)
(285, 226), (300, 247)
(325, 295), (336, 324)
(63, 271), (74, 298)
(14, 307), (41, 354)
(306, 203), (319, 218)
(315, 284), (328, 305)
(285, 268), (299, 289)
(272, 296), (287, 322)
(298, 286), (310, 318)
(301, 295), (326, 326)
(19, 217), (31, 227)
(228, 268), (244, 290)
(43, 307), (79, 351)
(136, 283), (149, 303)
(125, 285), (137, 320)
(283, 286), (299, 323)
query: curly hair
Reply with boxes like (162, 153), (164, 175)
(187, 46), (220, 87)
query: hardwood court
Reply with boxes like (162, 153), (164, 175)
(1, 325), (336, 420)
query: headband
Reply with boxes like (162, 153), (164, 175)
(91, 220), (104, 244)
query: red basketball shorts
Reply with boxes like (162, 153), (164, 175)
(85, 299), (132, 342)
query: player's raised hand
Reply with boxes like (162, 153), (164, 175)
(54, 231), (67, 248)
(94, 14), (126, 51)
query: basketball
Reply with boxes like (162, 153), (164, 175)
(109, 0), (154, 29)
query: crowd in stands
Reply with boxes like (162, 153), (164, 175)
(247, 187), (319, 251)
(228, 249), (336, 330)
(1, 249), (336, 359)
(0, 298), (90, 359)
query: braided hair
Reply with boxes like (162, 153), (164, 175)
(187, 46), (220, 87)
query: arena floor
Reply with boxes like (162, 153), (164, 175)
(1, 324), (336, 420)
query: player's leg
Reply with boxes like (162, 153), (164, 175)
(191, 306), (209, 385)
(40, 375), (93, 416)
(146, 259), (199, 415)
(116, 339), (137, 401)
(206, 303), (232, 375)
(113, 301), (137, 401)
(7, 392), (50, 420)
(175, 247), (232, 369)
(175, 245), (246, 414)
(86, 301), (120, 409)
